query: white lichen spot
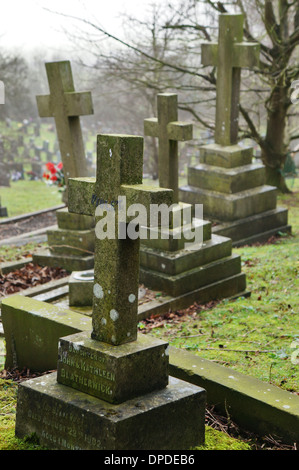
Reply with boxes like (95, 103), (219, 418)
(93, 283), (104, 299)
(127, 332), (131, 337)
(101, 317), (107, 326)
(111, 335), (116, 343)
(128, 294), (136, 303)
(161, 263), (166, 270)
(228, 375), (235, 379)
(109, 149), (112, 158)
(110, 309), (119, 321)
(283, 405), (290, 409)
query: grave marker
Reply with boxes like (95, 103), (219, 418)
(33, 61), (96, 271)
(141, 93), (248, 300)
(14, 134), (206, 450)
(180, 14), (291, 245)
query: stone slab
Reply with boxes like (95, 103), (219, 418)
(187, 162), (265, 194)
(1, 295), (91, 371)
(140, 219), (211, 252)
(211, 207), (291, 245)
(199, 143), (253, 168)
(15, 372), (206, 450)
(32, 248), (94, 272)
(0, 207), (8, 217)
(139, 234), (232, 276)
(139, 253), (243, 297)
(47, 228), (95, 257)
(169, 347), (299, 445)
(179, 184), (277, 221)
(56, 207), (95, 231)
(57, 330), (169, 404)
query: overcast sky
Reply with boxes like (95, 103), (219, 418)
(0, 0), (151, 54)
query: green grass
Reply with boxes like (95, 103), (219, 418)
(0, 180), (62, 218)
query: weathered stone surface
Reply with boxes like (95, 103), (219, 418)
(199, 144), (253, 168)
(140, 234), (232, 275)
(57, 330), (169, 404)
(188, 163), (265, 194)
(140, 253), (243, 297)
(1, 295), (91, 371)
(179, 184), (277, 221)
(69, 270), (94, 306)
(56, 207), (95, 231)
(212, 207), (291, 245)
(169, 347), (299, 445)
(15, 372), (206, 450)
(144, 93), (193, 202)
(47, 228), (95, 257)
(32, 249), (94, 272)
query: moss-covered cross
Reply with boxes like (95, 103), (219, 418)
(144, 93), (193, 203)
(68, 134), (173, 346)
(201, 14), (260, 146)
(36, 61), (94, 185)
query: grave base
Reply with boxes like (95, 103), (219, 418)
(33, 248), (94, 272)
(15, 372), (206, 450)
(211, 207), (292, 246)
(0, 207), (8, 217)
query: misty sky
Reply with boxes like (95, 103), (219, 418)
(1, 0), (149, 54)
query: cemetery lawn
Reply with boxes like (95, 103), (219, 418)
(142, 180), (299, 395)
(0, 180), (62, 218)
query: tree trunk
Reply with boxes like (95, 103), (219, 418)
(261, 78), (292, 193)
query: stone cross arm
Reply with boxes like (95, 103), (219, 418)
(144, 118), (193, 142)
(68, 178), (173, 223)
(201, 41), (260, 69)
(37, 90), (93, 118)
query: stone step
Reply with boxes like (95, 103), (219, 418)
(56, 207), (95, 231)
(212, 206), (290, 244)
(140, 234), (232, 275)
(179, 184), (277, 221)
(199, 143), (253, 168)
(140, 219), (211, 252)
(47, 228), (95, 256)
(32, 249), (94, 272)
(139, 253), (243, 297)
(188, 162), (265, 194)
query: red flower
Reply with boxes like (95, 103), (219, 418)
(46, 162), (55, 171)
(51, 175), (58, 182)
(57, 162), (63, 170)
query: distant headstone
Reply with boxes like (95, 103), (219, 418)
(141, 93), (248, 300)
(32, 61), (96, 272)
(179, 14), (291, 245)
(14, 134), (206, 450)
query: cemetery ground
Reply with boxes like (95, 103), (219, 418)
(0, 178), (298, 450)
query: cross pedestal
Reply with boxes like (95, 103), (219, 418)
(14, 134), (206, 450)
(141, 93), (247, 300)
(179, 14), (291, 245)
(32, 61), (96, 271)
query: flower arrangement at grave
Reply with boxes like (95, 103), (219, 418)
(43, 162), (65, 192)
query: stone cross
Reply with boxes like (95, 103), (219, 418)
(68, 134), (173, 346)
(36, 61), (93, 186)
(144, 93), (193, 203)
(201, 14), (260, 146)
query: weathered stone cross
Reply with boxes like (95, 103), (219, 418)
(68, 134), (173, 346)
(36, 60), (93, 186)
(201, 14), (260, 146)
(144, 93), (193, 203)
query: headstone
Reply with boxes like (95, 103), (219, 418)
(14, 134), (206, 450)
(140, 93), (248, 300)
(32, 61), (96, 272)
(0, 196), (8, 217)
(179, 14), (291, 246)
